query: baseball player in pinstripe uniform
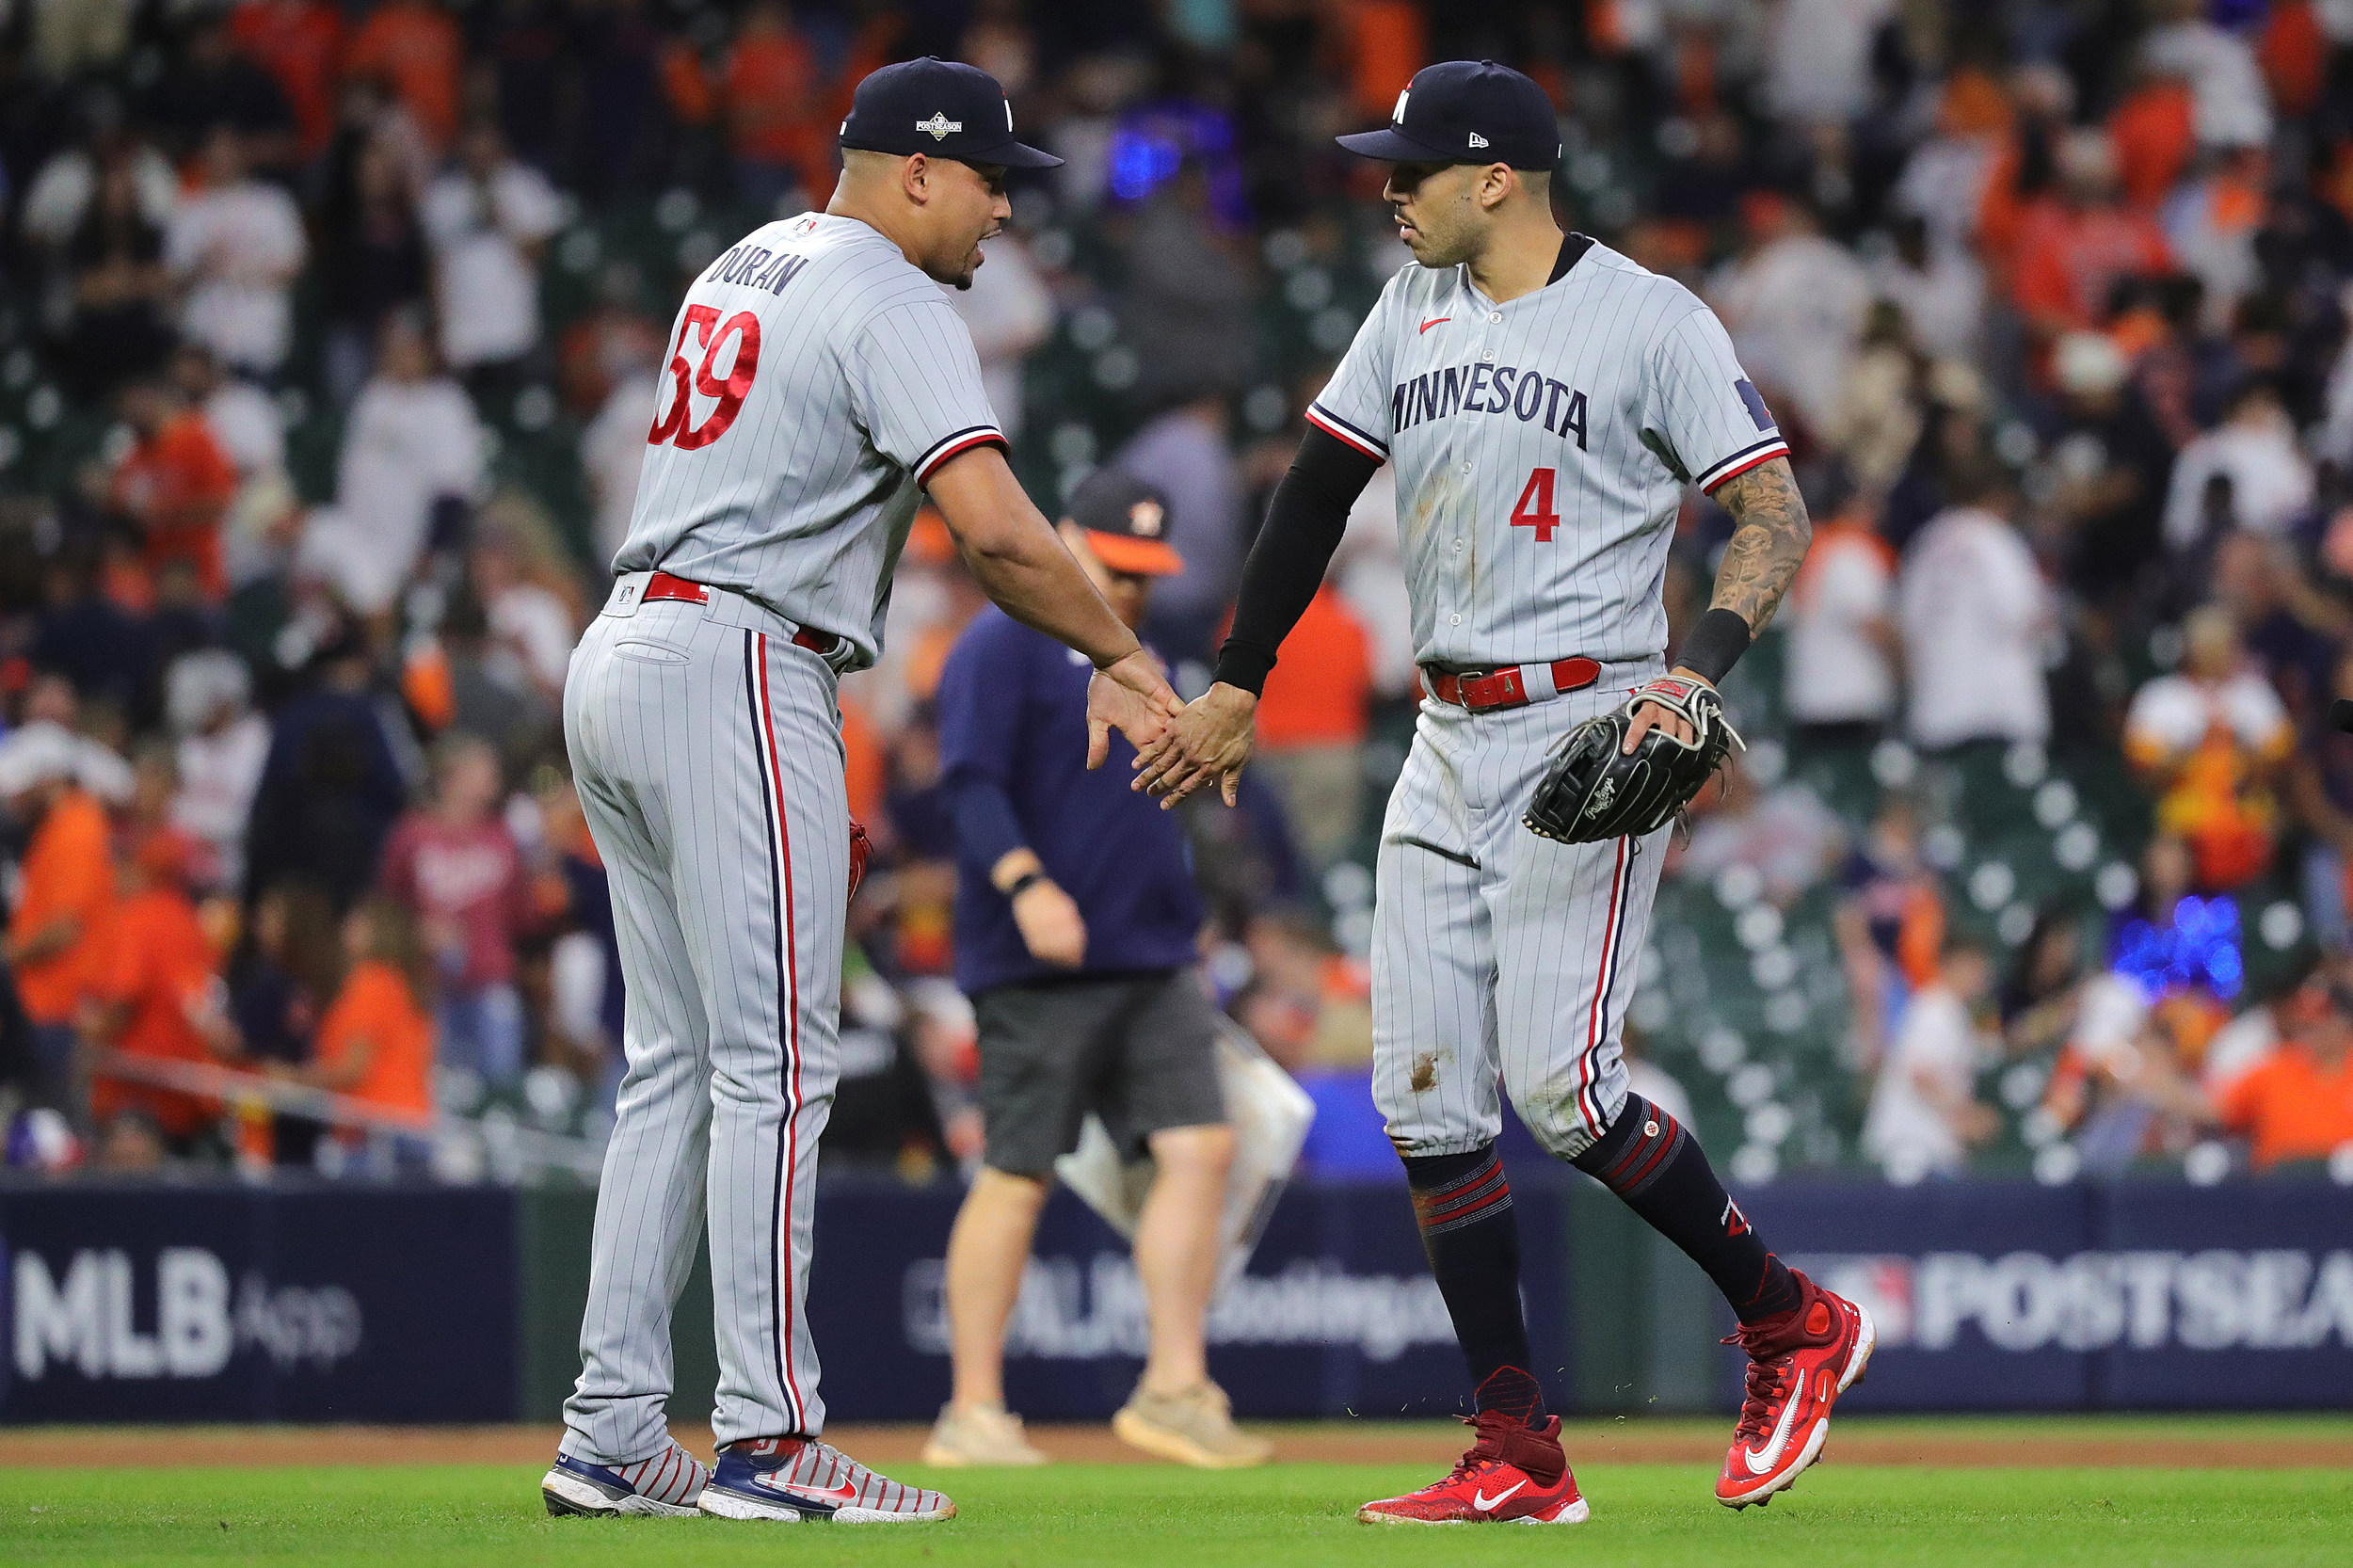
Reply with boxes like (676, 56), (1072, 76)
(539, 59), (1181, 1525)
(1138, 61), (1875, 1522)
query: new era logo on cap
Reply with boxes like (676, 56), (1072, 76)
(1468, 132), (1489, 148)
(918, 112), (962, 140)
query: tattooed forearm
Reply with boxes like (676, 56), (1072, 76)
(1708, 456), (1812, 634)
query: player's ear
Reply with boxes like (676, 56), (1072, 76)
(902, 152), (931, 205)
(1478, 163), (1515, 211)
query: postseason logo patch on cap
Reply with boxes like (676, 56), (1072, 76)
(837, 57), (1064, 168)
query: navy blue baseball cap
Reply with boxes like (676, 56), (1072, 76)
(1337, 59), (1561, 170)
(1065, 469), (1182, 576)
(839, 57), (1063, 169)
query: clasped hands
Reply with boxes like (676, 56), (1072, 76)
(1081, 646), (1254, 808)
(1097, 664), (1715, 808)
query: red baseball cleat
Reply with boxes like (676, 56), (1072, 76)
(1716, 1269), (1875, 1509)
(1358, 1412), (1590, 1526)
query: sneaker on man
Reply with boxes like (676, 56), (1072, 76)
(1358, 1412), (1589, 1525)
(699, 1436), (955, 1523)
(922, 1401), (1050, 1467)
(540, 1438), (709, 1516)
(1112, 1381), (1273, 1469)
(1715, 1268), (1876, 1509)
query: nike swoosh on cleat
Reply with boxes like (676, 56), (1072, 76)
(1741, 1376), (1807, 1475)
(760, 1478), (859, 1504)
(1419, 318), (1451, 333)
(1473, 1480), (1527, 1512)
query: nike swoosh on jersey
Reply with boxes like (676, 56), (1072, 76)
(1473, 1480), (1528, 1511)
(1418, 317), (1451, 333)
(1741, 1372), (1811, 1474)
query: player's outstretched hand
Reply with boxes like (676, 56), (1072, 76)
(1132, 682), (1257, 808)
(1086, 648), (1185, 770)
(1621, 665), (1709, 753)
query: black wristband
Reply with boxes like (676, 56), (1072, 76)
(1001, 868), (1046, 900)
(1676, 607), (1753, 686)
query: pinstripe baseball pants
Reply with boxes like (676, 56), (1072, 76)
(1372, 659), (1669, 1163)
(559, 575), (849, 1463)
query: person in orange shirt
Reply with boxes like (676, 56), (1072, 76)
(294, 897), (437, 1154)
(2107, 71), (2195, 213)
(87, 832), (241, 1149)
(1244, 584), (1372, 870)
(2009, 129), (2170, 348)
(231, 0), (345, 159)
(109, 379), (237, 603)
(723, 1), (830, 208)
(2214, 974), (2353, 1172)
(1345, 0), (1426, 124)
(343, 0), (464, 152)
(1, 731), (118, 1105)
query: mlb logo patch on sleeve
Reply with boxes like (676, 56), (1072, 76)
(1735, 378), (1776, 432)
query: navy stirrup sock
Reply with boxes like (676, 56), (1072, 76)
(1403, 1145), (1549, 1427)
(1569, 1095), (1800, 1325)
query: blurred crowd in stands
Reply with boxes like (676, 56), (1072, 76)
(0, 0), (2348, 1185)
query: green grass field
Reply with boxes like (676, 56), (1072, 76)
(5, 1444), (2350, 1568)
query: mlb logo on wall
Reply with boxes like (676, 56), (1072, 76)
(7, 1241), (363, 1391)
(0, 1189), (517, 1423)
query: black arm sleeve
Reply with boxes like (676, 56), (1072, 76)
(1209, 426), (1384, 696)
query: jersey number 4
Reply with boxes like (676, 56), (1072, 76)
(648, 304), (761, 450)
(1511, 468), (1561, 543)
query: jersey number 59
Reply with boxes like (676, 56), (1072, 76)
(648, 304), (761, 451)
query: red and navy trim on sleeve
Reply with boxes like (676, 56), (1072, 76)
(1303, 402), (1389, 463)
(914, 424), (1009, 486)
(1695, 434), (1789, 494)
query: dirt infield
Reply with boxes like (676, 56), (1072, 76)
(4, 1419), (2348, 1471)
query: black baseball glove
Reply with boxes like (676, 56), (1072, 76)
(1522, 675), (1741, 844)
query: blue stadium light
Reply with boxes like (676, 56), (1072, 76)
(2112, 894), (2243, 1002)
(1109, 130), (1185, 201)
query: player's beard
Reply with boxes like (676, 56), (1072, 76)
(949, 231), (995, 290)
(1393, 207), (1465, 269)
(1405, 227), (1472, 269)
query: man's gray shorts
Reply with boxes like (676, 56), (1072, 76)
(973, 969), (1226, 1176)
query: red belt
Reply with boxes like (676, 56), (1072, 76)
(1424, 656), (1602, 712)
(641, 571), (839, 656)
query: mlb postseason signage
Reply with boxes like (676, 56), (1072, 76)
(818, 1177), (1571, 1422)
(0, 1182), (517, 1422)
(1753, 1177), (2353, 1411)
(5, 1176), (2349, 1421)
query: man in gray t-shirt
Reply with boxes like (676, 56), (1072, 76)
(546, 58), (1179, 1528)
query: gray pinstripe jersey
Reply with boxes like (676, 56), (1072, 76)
(1305, 238), (1787, 669)
(613, 212), (1005, 671)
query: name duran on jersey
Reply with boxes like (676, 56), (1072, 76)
(702, 240), (814, 296)
(1390, 361), (1589, 449)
